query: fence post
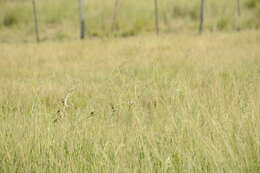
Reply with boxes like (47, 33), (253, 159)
(236, 0), (241, 17)
(79, 0), (85, 39)
(154, 0), (159, 35)
(236, 0), (241, 31)
(199, 0), (205, 33)
(111, 0), (119, 32)
(32, 0), (40, 42)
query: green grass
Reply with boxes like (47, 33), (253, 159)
(0, 30), (259, 172)
(0, 0), (260, 41)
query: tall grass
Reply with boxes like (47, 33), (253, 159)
(0, 30), (259, 172)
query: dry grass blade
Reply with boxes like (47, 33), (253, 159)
(53, 87), (76, 123)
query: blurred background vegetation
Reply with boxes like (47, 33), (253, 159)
(0, 0), (260, 42)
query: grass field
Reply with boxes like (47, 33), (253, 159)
(1, 0), (260, 41)
(0, 30), (259, 172)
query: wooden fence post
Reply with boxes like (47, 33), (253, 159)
(154, 0), (159, 35)
(199, 0), (205, 33)
(236, 0), (241, 31)
(32, 0), (40, 42)
(79, 0), (85, 39)
(236, 0), (241, 17)
(111, 0), (119, 32)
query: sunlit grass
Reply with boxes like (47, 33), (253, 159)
(0, 30), (259, 172)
